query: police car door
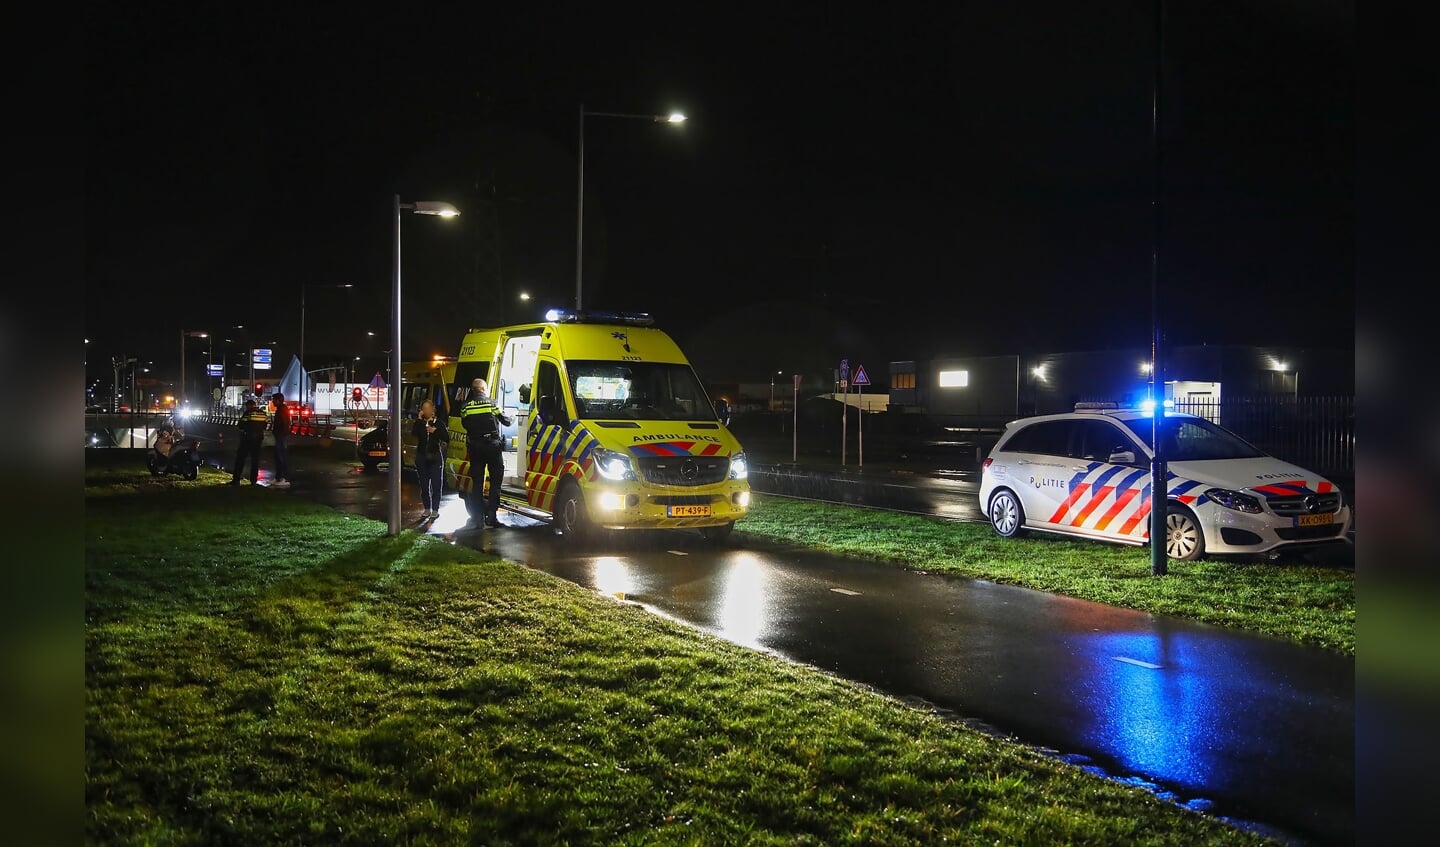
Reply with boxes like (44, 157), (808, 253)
(1063, 418), (1152, 542)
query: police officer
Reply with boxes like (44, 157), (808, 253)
(461, 377), (511, 527)
(230, 399), (270, 485)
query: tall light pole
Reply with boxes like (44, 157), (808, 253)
(1149, 0), (1168, 576)
(390, 195), (460, 536)
(179, 330), (207, 412)
(301, 283), (353, 409)
(576, 105), (686, 310)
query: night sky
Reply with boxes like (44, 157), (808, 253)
(84, 1), (1353, 393)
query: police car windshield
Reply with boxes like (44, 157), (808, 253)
(1118, 415), (1268, 461)
(569, 361), (717, 421)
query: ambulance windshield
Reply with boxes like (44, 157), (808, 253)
(569, 361), (717, 421)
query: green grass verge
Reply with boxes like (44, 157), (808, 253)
(86, 467), (1280, 845)
(736, 495), (1354, 656)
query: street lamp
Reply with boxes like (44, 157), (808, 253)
(770, 370), (783, 411)
(390, 195), (460, 535)
(575, 105), (686, 310)
(179, 330), (208, 412)
(301, 284), (353, 408)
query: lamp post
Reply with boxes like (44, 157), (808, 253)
(179, 330), (208, 413)
(575, 105), (686, 310)
(769, 370), (783, 411)
(390, 195), (460, 536)
(1148, 0), (1168, 576)
(301, 284), (353, 409)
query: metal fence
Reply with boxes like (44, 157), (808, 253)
(1171, 395), (1354, 479)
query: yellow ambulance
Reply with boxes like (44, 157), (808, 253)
(436, 309), (750, 543)
(395, 358), (459, 468)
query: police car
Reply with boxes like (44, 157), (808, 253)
(978, 403), (1352, 561)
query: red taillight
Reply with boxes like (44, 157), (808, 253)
(982, 457), (993, 470)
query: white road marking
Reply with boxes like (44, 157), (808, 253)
(1114, 656), (1163, 669)
(830, 588), (861, 596)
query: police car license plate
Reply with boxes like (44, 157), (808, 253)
(668, 504), (711, 518)
(368, 450), (387, 457)
(1295, 513), (1333, 527)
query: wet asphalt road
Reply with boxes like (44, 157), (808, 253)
(190, 435), (1354, 847)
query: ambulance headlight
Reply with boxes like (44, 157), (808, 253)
(593, 447), (636, 481)
(729, 452), (749, 480)
(1204, 487), (1263, 514)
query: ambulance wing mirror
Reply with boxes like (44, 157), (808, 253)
(518, 383), (532, 404)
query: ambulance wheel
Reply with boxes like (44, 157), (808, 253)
(1163, 504), (1206, 562)
(554, 481), (590, 542)
(699, 523), (734, 544)
(987, 489), (1025, 538)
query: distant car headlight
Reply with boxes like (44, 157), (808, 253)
(1204, 487), (1263, 514)
(593, 447), (636, 481)
(729, 452), (749, 480)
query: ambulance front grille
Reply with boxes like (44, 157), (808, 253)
(635, 456), (730, 486)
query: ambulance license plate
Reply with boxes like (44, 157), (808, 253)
(668, 504), (711, 518)
(1294, 513), (1333, 527)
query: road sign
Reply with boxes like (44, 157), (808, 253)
(206, 364), (223, 377)
(839, 358), (849, 382)
(852, 365), (870, 386)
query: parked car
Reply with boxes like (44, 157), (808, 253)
(978, 404), (1352, 562)
(357, 420), (389, 472)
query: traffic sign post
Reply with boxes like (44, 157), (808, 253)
(839, 359), (849, 466)
(852, 365), (870, 467)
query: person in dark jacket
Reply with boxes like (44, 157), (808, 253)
(270, 391), (291, 488)
(230, 399), (270, 485)
(411, 398), (449, 519)
(460, 378), (511, 527)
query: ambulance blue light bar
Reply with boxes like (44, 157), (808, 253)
(544, 308), (655, 326)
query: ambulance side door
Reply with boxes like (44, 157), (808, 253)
(525, 358), (571, 507)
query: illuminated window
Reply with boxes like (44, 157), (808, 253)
(892, 372), (916, 389)
(938, 370), (969, 388)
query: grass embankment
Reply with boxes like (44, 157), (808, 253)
(86, 466), (1277, 846)
(736, 496), (1354, 656)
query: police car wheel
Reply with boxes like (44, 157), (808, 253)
(1163, 506), (1206, 562)
(184, 464), (198, 481)
(987, 489), (1025, 538)
(554, 482), (589, 541)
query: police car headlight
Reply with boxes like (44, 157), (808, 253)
(593, 447), (636, 481)
(1205, 487), (1263, 514)
(729, 452), (749, 480)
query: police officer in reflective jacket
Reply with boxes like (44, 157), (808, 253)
(461, 378), (512, 527)
(229, 399), (270, 485)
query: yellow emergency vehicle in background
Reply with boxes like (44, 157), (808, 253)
(405, 309), (750, 543)
(396, 358), (459, 469)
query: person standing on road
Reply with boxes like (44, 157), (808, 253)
(270, 391), (291, 488)
(411, 398), (449, 519)
(229, 399), (269, 485)
(461, 377), (511, 527)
